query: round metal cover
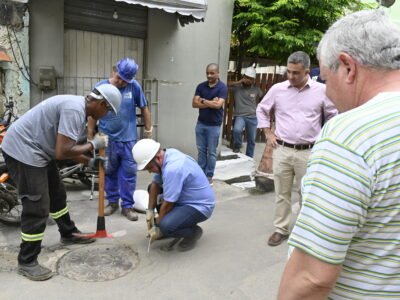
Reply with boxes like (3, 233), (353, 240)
(57, 243), (139, 282)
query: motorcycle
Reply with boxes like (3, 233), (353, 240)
(58, 158), (98, 189)
(0, 97), (21, 225)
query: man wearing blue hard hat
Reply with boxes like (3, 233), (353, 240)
(88, 57), (152, 221)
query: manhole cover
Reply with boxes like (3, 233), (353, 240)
(57, 243), (139, 282)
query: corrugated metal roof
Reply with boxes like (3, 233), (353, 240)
(64, 0), (148, 39)
(115, 0), (207, 20)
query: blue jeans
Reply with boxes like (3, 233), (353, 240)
(195, 122), (221, 178)
(158, 205), (208, 238)
(105, 140), (137, 208)
(232, 116), (258, 157)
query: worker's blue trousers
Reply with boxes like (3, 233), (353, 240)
(105, 140), (137, 208)
(159, 205), (208, 238)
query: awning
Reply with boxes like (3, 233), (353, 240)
(115, 0), (208, 20)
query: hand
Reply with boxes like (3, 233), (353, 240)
(88, 155), (107, 170)
(146, 209), (155, 231)
(90, 133), (108, 150)
(143, 126), (153, 139)
(148, 225), (162, 243)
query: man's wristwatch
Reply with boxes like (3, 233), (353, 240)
(200, 98), (205, 104)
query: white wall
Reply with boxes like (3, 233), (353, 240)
(146, 0), (234, 157)
(29, 0), (64, 106)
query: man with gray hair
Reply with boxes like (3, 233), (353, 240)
(256, 51), (336, 246)
(278, 9), (400, 299)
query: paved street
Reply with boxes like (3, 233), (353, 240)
(0, 142), (298, 300)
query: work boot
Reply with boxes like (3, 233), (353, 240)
(121, 208), (138, 221)
(104, 203), (119, 216)
(60, 231), (96, 245)
(18, 261), (53, 281)
(178, 226), (203, 252)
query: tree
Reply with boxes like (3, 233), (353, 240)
(231, 0), (374, 72)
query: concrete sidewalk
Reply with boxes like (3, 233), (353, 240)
(0, 142), (294, 300)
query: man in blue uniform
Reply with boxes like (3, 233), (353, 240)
(88, 58), (152, 221)
(133, 139), (215, 251)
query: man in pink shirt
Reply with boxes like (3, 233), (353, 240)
(256, 51), (337, 246)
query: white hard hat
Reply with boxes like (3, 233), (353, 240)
(132, 139), (161, 170)
(90, 84), (122, 114)
(244, 67), (256, 79)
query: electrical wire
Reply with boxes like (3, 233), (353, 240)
(6, 25), (38, 87)
(11, 26), (33, 79)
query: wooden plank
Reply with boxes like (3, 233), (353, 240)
(222, 70), (285, 142)
(260, 73), (267, 93)
(97, 33), (106, 78)
(118, 36), (125, 60)
(136, 39), (144, 80)
(104, 34), (112, 77)
(90, 32), (98, 79)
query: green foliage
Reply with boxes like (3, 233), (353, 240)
(231, 0), (374, 66)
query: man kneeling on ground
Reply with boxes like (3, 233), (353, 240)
(132, 139), (215, 251)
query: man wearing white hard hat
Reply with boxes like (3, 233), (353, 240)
(132, 139), (215, 252)
(2, 84), (122, 281)
(228, 66), (264, 157)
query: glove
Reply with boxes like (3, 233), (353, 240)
(143, 126), (153, 139)
(148, 225), (162, 243)
(146, 209), (155, 231)
(88, 155), (107, 170)
(90, 133), (108, 150)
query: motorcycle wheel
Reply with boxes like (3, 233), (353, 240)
(0, 182), (21, 225)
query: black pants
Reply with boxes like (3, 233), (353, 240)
(4, 153), (77, 264)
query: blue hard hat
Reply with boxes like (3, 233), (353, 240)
(117, 58), (138, 83)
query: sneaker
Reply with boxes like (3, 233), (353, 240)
(121, 208), (138, 221)
(233, 148), (240, 153)
(104, 203), (119, 216)
(18, 261), (53, 281)
(207, 177), (213, 186)
(177, 226), (203, 252)
(60, 231), (96, 245)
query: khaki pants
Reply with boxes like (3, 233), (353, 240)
(272, 145), (311, 235)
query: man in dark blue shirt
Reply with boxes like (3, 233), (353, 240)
(192, 63), (228, 185)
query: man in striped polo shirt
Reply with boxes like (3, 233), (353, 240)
(278, 9), (400, 299)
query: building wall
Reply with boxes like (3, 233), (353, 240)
(146, 0), (234, 157)
(0, 5), (30, 115)
(29, 0), (64, 107)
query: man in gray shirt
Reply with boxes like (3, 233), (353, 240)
(1, 84), (121, 281)
(229, 67), (264, 157)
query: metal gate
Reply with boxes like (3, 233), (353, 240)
(57, 76), (159, 140)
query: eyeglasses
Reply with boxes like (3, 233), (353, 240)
(104, 101), (113, 112)
(104, 100), (114, 111)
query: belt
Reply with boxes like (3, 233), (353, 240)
(276, 140), (313, 150)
